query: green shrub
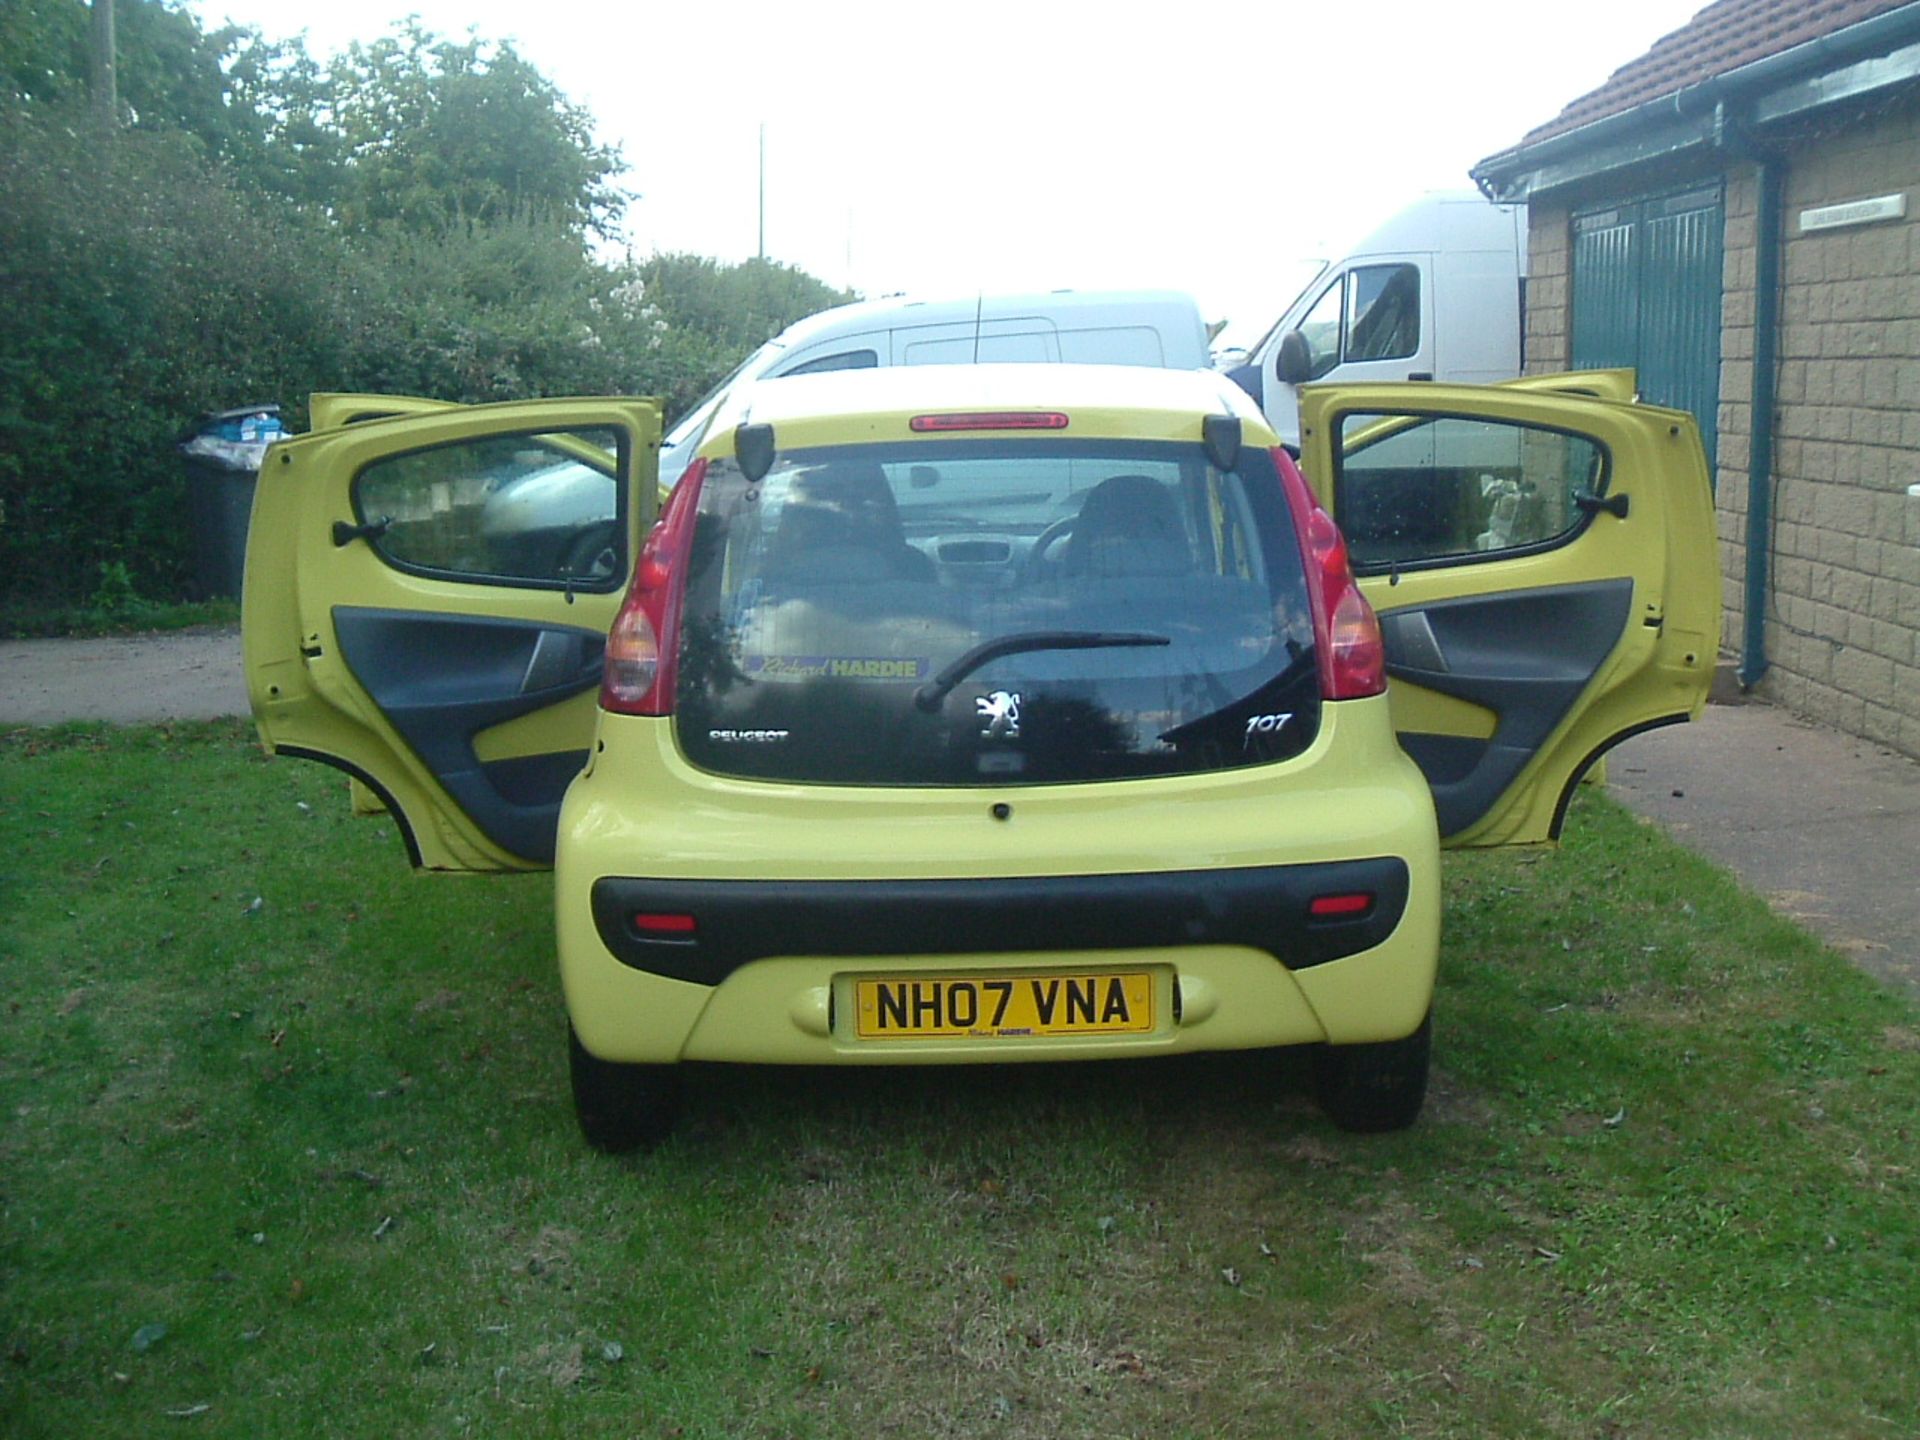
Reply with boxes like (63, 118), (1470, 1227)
(0, 107), (345, 602)
(0, 105), (848, 609)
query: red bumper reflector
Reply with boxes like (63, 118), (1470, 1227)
(632, 912), (697, 936)
(909, 411), (1069, 432)
(1309, 893), (1374, 918)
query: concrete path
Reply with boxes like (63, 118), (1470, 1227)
(3, 627), (1916, 999)
(0, 626), (248, 725)
(1610, 701), (1920, 999)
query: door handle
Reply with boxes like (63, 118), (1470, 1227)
(1573, 490), (1629, 519)
(521, 629), (603, 694)
(332, 515), (393, 547)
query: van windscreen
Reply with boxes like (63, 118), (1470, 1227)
(674, 438), (1321, 786)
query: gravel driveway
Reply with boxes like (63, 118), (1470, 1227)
(0, 626), (247, 725)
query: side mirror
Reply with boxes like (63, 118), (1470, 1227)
(734, 423), (775, 483)
(1275, 331), (1314, 388)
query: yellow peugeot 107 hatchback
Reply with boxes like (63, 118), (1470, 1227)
(244, 364), (1717, 1150)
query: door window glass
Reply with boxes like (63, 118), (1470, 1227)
(1333, 412), (1604, 569)
(1297, 280), (1344, 380)
(778, 348), (880, 376)
(1345, 264), (1420, 361)
(352, 426), (623, 589)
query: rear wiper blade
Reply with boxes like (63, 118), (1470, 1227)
(913, 631), (1170, 712)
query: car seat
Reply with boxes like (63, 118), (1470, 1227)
(763, 462), (936, 583)
(1059, 474), (1191, 578)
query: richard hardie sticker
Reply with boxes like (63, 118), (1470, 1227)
(745, 655), (930, 680)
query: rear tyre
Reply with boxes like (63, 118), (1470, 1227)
(568, 1024), (681, 1152)
(1314, 1013), (1431, 1133)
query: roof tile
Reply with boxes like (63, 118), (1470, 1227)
(1515, 0), (1911, 145)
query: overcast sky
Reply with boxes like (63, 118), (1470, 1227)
(188, 0), (1703, 343)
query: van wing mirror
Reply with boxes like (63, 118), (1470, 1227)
(1275, 331), (1314, 388)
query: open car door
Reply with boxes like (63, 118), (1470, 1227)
(308, 393), (457, 430)
(244, 398), (662, 871)
(1298, 378), (1718, 847)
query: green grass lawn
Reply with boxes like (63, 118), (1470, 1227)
(3, 722), (1916, 1439)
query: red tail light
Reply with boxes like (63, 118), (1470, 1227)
(1273, 448), (1386, 701)
(601, 458), (708, 716)
(631, 912), (697, 936)
(1309, 892), (1375, 918)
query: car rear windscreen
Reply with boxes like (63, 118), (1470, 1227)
(674, 437), (1321, 786)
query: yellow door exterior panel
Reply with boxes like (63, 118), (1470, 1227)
(244, 397), (662, 872)
(1298, 379), (1717, 848)
(307, 392), (456, 431)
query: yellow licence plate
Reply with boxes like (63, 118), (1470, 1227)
(853, 972), (1154, 1039)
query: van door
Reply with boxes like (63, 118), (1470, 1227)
(893, 318), (1061, 365)
(244, 398), (662, 871)
(1260, 258), (1435, 444)
(1297, 381), (1718, 847)
(1431, 244), (1523, 385)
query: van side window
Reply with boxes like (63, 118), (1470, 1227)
(1345, 264), (1420, 362)
(778, 349), (880, 376)
(1332, 411), (1603, 569)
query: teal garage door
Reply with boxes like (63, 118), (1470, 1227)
(1572, 185), (1724, 468)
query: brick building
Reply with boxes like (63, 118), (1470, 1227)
(1473, 0), (1920, 756)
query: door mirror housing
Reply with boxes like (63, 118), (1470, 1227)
(1276, 331), (1314, 387)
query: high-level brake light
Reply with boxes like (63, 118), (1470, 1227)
(908, 412), (1070, 432)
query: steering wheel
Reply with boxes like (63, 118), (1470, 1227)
(1023, 517), (1075, 580)
(559, 521), (620, 583)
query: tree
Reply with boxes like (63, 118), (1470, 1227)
(1, 0), (268, 163)
(89, 0), (113, 123)
(635, 253), (851, 354)
(1, 0), (87, 108)
(319, 23), (626, 239)
(0, 6), (849, 611)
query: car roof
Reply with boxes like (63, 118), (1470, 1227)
(704, 363), (1275, 451)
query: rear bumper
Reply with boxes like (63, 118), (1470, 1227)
(555, 694), (1441, 1064)
(591, 859), (1409, 986)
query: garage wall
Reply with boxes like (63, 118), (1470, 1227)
(1733, 101), (1920, 755)
(1524, 201), (1574, 374)
(1523, 93), (1920, 760)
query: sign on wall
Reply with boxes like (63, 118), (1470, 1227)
(1798, 194), (1908, 233)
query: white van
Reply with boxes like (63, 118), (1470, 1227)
(1226, 193), (1527, 446)
(660, 289), (1211, 486)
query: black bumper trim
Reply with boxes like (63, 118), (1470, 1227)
(590, 859), (1411, 987)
